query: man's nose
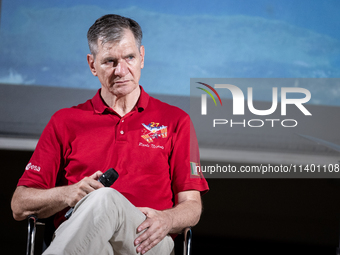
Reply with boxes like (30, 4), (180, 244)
(114, 61), (128, 77)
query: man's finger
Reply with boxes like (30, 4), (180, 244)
(136, 228), (162, 254)
(89, 178), (104, 189)
(135, 219), (151, 246)
(137, 223), (147, 233)
(79, 176), (104, 195)
(90, 170), (103, 180)
(141, 238), (160, 255)
(136, 208), (154, 233)
(137, 207), (152, 216)
(136, 228), (153, 253)
(135, 218), (162, 245)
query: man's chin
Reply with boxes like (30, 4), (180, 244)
(109, 84), (139, 97)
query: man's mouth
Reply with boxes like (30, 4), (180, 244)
(114, 80), (129, 84)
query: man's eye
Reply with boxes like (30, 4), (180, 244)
(127, 56), (134, 60)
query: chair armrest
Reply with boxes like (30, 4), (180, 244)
(183, 227), (192, 255)
(27, 215), (38, 255)
(26, 214), (51, 255)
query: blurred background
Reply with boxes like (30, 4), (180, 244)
(1, 0), (340, 254)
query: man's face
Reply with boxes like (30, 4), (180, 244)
(87, 29), (145, 97)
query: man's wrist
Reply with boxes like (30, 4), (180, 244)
(162, 209), (176, 233)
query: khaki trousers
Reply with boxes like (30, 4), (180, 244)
(43, 188), (174, 255)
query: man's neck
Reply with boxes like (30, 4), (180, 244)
(101, 86), (141, 117)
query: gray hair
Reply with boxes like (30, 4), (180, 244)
(87, 14), (143, 59)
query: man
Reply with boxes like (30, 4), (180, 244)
(11, 14), (208, 254)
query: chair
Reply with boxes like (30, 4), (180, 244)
(27, 215), (55, 255)
(27, 215), (192, 255)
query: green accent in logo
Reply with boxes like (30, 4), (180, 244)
(196, 82), (223, 106)
(196, 87), (217, 106)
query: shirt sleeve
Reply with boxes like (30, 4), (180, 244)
(170, 114), (209, 196)
(17, 113), (64, 189)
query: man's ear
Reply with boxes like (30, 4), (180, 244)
(139, 45), (145, 69)
(87, 54), (97, 76)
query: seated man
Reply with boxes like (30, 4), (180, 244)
(11, 14), (208, 255)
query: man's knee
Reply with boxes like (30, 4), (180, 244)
(92, 187), (120, 197)
(73, 187), (145, 227)
(74, 187), (123, 213)
(89, 187), (124, 205)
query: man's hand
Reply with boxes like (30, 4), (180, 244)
(134, 207), (173, 254)
(133, 190), (202, 254)
(11, 170), (105, 221)
(64, 171), (104, 207)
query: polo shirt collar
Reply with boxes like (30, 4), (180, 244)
(92, 85), (149, 114)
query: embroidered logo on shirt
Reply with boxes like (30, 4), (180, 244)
(25, 163), (41, 172)
(141, 122), (167, 143)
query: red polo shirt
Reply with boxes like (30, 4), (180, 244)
(18, 86), (209, 227)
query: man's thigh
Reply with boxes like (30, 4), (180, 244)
(49, 188), (174, 255)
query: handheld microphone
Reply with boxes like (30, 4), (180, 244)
(64, 168), (119, 219)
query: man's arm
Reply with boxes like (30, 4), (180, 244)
(134, 190), (202, 254)
(11, 171), (104, 221)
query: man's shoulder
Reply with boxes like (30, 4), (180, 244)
(51, 98), (93, 121)
(147, 95), (188, 118)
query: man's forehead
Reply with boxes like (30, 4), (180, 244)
(97, 42), (140, 60)
(98, 39), (119, 51)
(98, 29), (137, 47)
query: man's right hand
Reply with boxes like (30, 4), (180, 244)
(64, 171), (104, 207)
(11, 170), (104, 221)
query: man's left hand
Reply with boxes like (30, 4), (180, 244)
(134, 207), (173, 254)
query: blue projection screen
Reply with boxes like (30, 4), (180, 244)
(1, 1), (340, 159)
(1, 0), (340, 99)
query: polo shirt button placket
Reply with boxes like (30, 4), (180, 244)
(120, 118), (125, 135)
(117, 118), (127, 142)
